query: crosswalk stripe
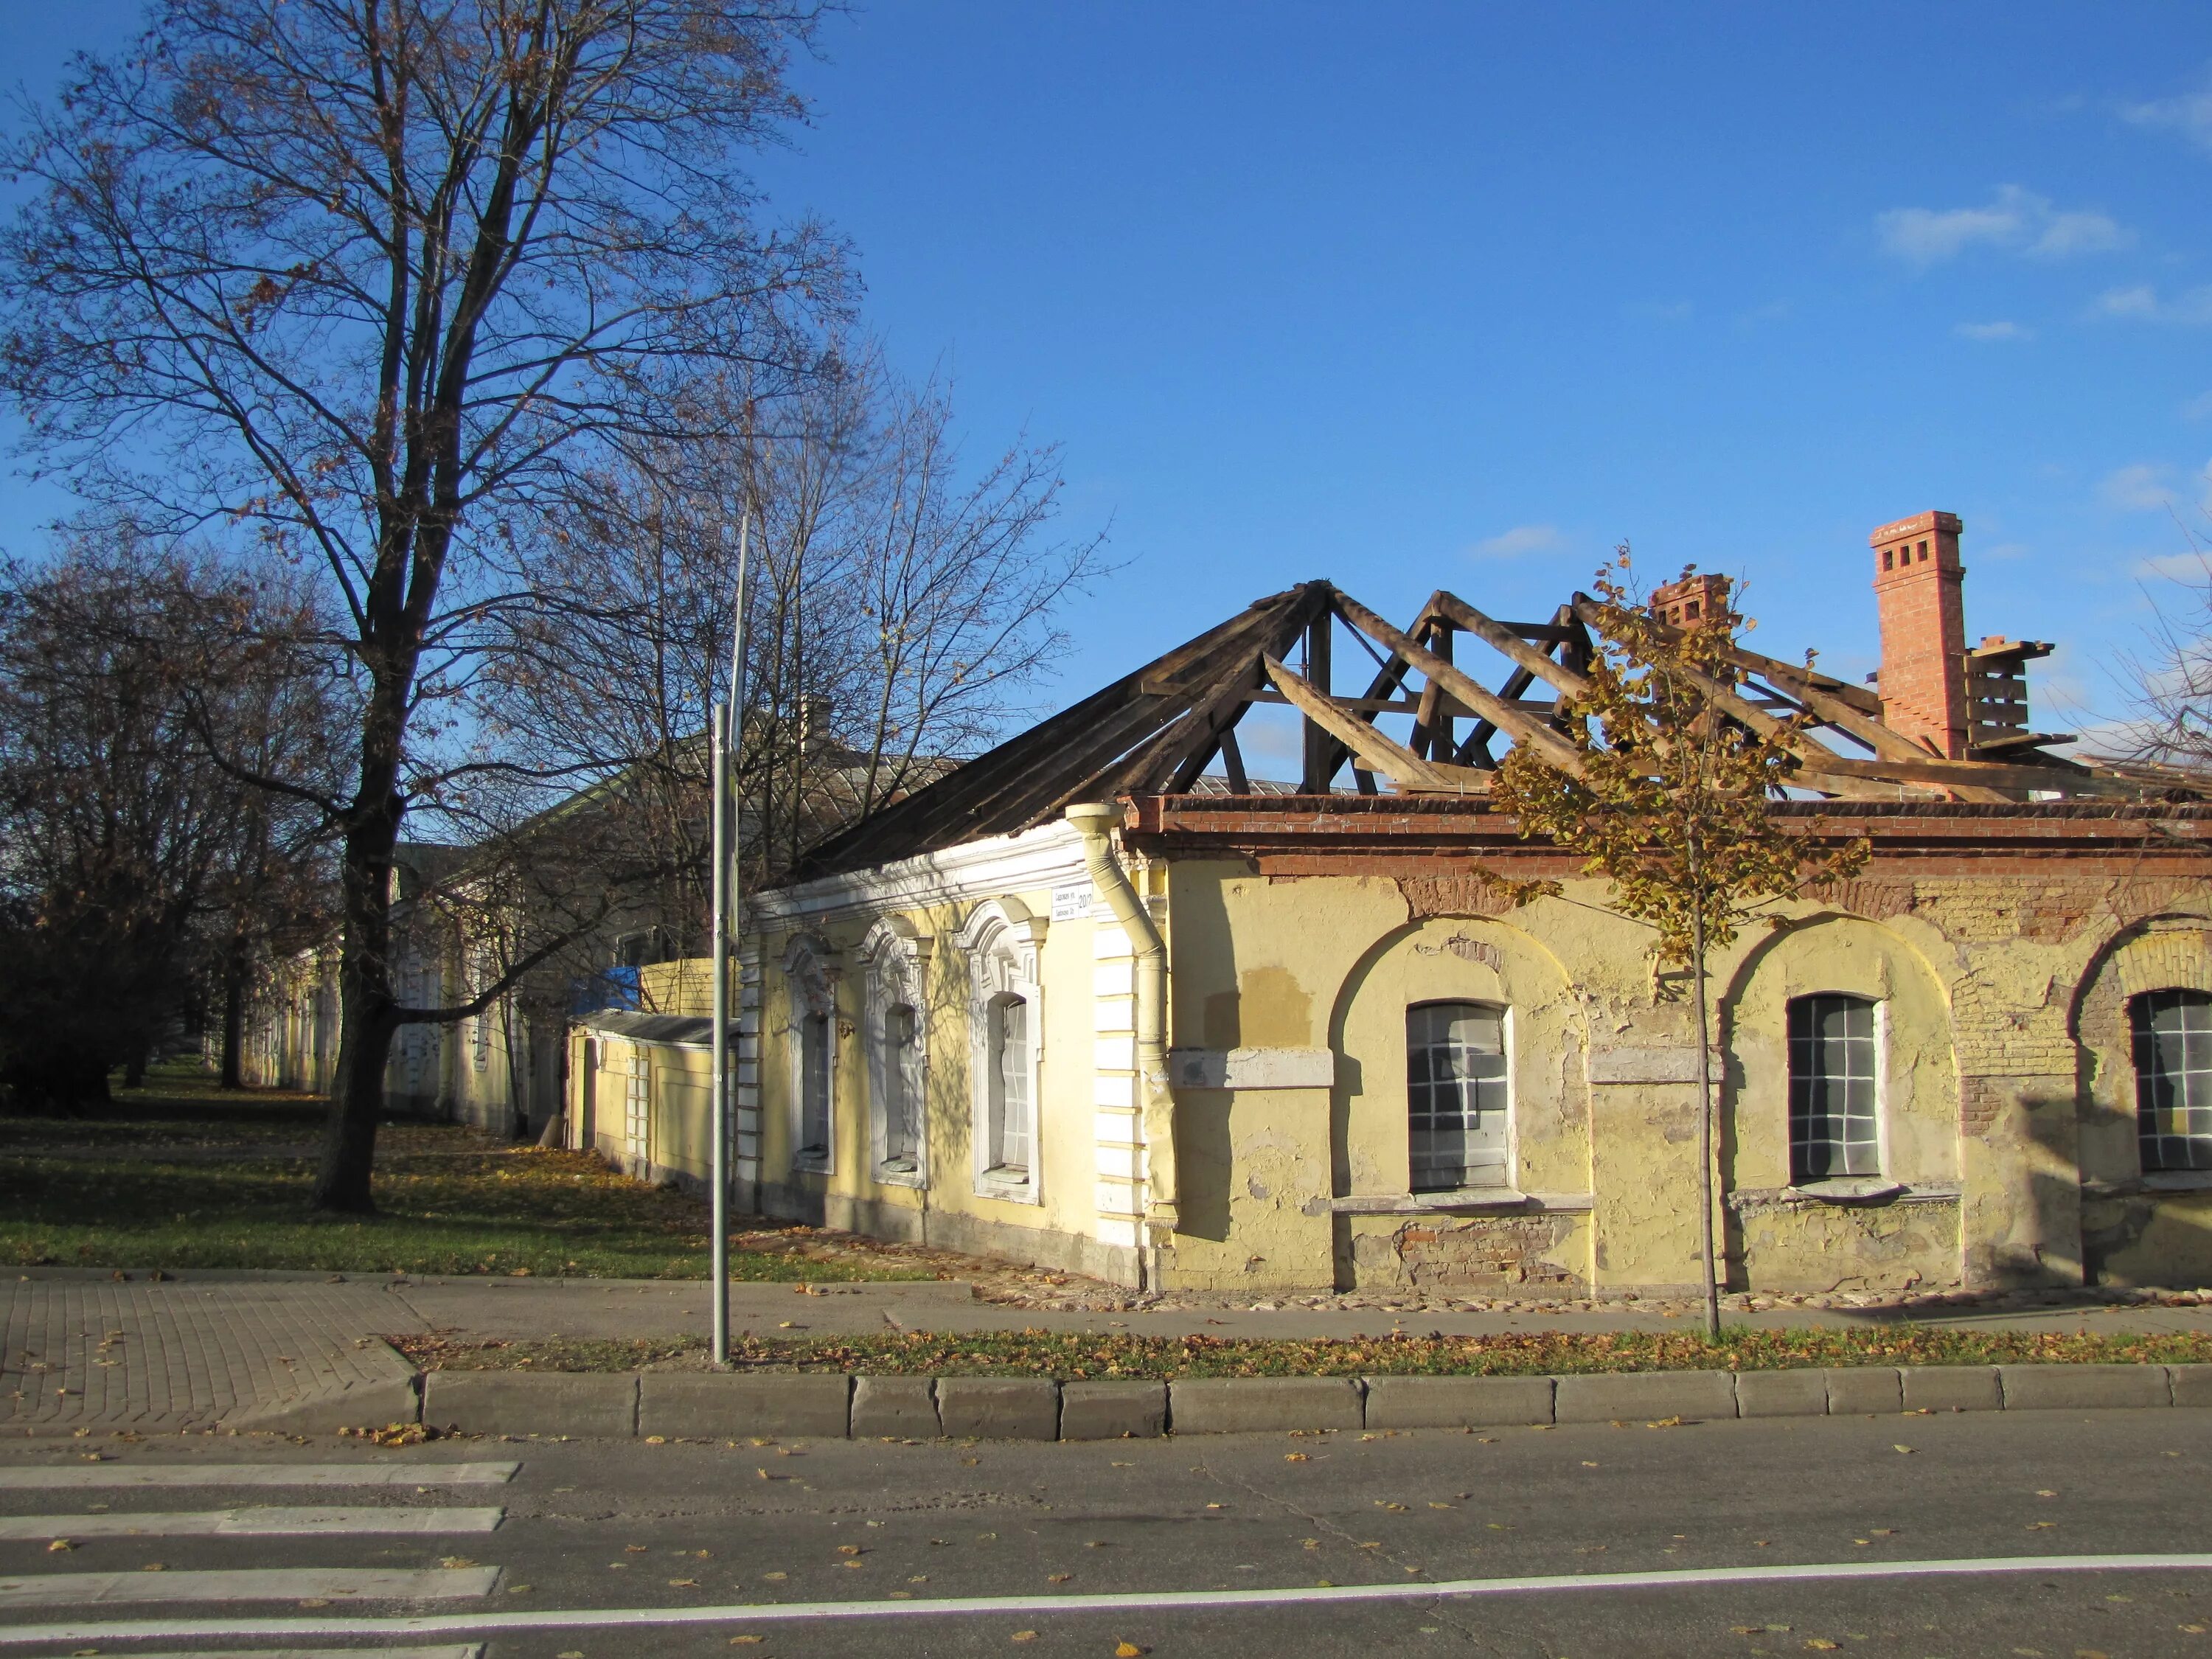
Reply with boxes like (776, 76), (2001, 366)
(0, 1566), (503, 1607)
(0, 1506), (504, 1539)
(0, 1463), (516, 1489)
(0, 1551), (2208, 1646)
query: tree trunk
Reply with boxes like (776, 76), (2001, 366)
(1691, 899), (1721, 1341)
(310, 679), (409, 1214)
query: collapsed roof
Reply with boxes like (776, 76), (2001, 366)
(795, 579), (2192, 881)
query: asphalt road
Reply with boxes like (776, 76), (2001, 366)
(4, 1408), (2212, 1658)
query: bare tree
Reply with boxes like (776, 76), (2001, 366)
(497, 354), (1105, 932)
(0, 525), (335, 1109)
(2, 1), (850, 1208)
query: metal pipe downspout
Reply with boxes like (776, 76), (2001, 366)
(1066, 803), (1172, 1291)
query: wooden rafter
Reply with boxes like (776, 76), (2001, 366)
(791, 576), (2197, 882)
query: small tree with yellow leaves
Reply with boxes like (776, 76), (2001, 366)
(1488, 552), (1869, 1338)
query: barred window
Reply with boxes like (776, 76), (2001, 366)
(882, 1003), (920, 1172)
(799, 1011), (832, 1162)
(1406, 1001), (1509, 1192)
(1788, 993), (1879, 1182)
(988, 994), (1031, 1176)
(2132, 989), (2212, 1173)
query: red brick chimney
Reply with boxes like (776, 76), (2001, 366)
(1649, 571), (1732, 630)
(1870, 510), (1968, 758)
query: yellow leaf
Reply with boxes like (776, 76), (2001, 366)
(731, 1638), (765, 1646)
(1011, 1634), (1039, 1644)
(837, 1545), (862, 1556)
(1893, 1444), (1915, 1454)
(1048, 1573), (1073, 1583)
(1284, 1453), (1309, 1462)
(45, 1540), (72, 1552)
(761, 1571), (787, 1581)
(1807, 1644), (1840, 1652)
(1116, 1646), (1150, 1658)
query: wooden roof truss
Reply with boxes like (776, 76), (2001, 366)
(794, 580), (2183, 878)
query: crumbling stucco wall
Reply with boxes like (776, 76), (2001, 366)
(1719, 914), (1961, 1292)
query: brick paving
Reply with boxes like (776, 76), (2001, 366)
(9, 1270), (2212, 1436)
(0, 1278), (422, 1433)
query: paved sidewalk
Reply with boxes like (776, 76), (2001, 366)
(10, 1270), (2212, 1436)
(1, 1278), (418, 1434)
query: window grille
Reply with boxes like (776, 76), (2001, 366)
(1788, 993), (1879, 1181)
(799, 1011), (832, 1162)
(990, 995), (1031, 1176)
(1405, 1001), (1509, 1192)
(883, 1004), (920, 1171)
(624, 1054), (649, 1161)
(2133, 989), (2212, 1172)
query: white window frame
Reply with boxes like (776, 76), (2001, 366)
(858, 917), (933, 1188)
(952, 897), (1047, 1205)
(624, 1048), (650, 1162)
(1405, 999), (1514, 1194)
(2131, 988), (2212, 1173)
(1786, 992), (1885, 1184)
(782, 933), (839, 1175)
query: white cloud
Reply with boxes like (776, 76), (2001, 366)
(2124, 74), (2212, 153)
(2104, 463), (2177, 511)
(2094, 283), (2212, 324)
(1875, 184), (2131, 265)
(1953, 319), (2031, 341)
(1470, 523), (1568, 559)
(2133, 550), (2212, 582)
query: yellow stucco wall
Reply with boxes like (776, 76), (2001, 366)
(748, 878), (1130, 1279)
(603, 841), (2212, 1297)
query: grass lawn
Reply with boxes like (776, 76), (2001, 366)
(0, 1065), (928, 1282)
(390, 1324), (2212, 1379)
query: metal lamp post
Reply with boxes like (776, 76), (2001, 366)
(709, 512), (751, 1368)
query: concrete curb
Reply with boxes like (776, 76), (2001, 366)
(259, 1362), (2212, 1443)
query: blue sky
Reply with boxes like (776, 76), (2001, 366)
(8, 3), (2212, 762)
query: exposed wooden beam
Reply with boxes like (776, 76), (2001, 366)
(1332, 591), (1587, 776)
(1263, 655), (1490, 795)
(1433, 591), (1596, 699)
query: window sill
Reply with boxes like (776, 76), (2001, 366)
(1731, 1180), (1960, 1210)
(975, 1167), (1038, 1205)
(1328, 1190), (1594, 1217)
(2084, 1171), (2212, 1197)
(874, 1161), (926, 1190)
(791, 1154), (832, 1178)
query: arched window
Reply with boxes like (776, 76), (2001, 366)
(882, 1003), (921, 1172)
(987, 993), (1032, 1177)
(2132, 989), (2212, 1172)
(782, 934), (838, 1175)
(1406, 1001), (1508, 1192)
(859, 917), (931, 1185)
(1787, 993), (1879, 1182)
(952, 899), (1046, 1203)
(799, 1009), (832, 1164)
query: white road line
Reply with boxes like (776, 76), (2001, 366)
(0, 1463), (516, 1489)
(0, 1566), (503, 1608)
(80, 1651), (482, 1659)
(0, 1506), (504, 1538)
(0, 1552), (2204, 1646)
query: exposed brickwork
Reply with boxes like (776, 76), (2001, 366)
(1871, 509), (1969, 759)
(1398, 872), (1519, 919)
(1380, 1214), (1586, 1293)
